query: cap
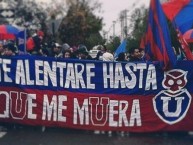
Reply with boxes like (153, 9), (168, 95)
(55, 43), (61, 48)
(37, 30), (44, 37)
(62, 43), (70, 50)
(77, 44), (88, 55)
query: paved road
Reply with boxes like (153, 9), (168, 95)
(0, 125), (193, 145)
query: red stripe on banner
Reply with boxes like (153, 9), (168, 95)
(0, 87), (193, 132)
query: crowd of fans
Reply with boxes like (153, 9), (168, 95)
(0, 30), (145, 63)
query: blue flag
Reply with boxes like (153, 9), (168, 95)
(114, 39), (127, 58)
(16, 30), (26, 52)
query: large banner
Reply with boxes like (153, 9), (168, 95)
(0, 56), (193, 132)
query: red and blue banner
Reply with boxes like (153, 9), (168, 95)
(0, 25), (19, 40)
(0, 56), (193, 132)
(143, 0), (176, 70)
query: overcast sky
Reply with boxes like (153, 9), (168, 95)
(96, 0), (150, 33)
(37, 0), (151, 36)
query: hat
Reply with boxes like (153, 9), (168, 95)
(62, 43), (70, 50)
(77, 45), (88, 55)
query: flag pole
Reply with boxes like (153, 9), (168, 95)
(24, 28), (27, 53)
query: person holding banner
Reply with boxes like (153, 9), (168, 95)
(3, 41), (17, 56)
(102, 51), (114, 61)
(26, 30), (44, 55)
(139, 48), (145, 59)
(77, 44), (93, 60)
(128, 47), (142, 62)
(95, 45), (107, 60)
(63, 49), (72, 59)
(52, 43), (63, 58)
(39, 48), (50, 57)
(116, 52), (127, 61)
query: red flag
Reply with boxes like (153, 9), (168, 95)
(176, 29), (193, 60)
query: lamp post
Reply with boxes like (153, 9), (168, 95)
(51, 14), (56, 39)
(124, 9), (128, 38)
(113, 21), (116, 37)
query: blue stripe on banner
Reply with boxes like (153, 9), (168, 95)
(0, 56), (193, 96)
(0, 56), (163, 95)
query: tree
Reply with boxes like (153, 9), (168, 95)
(126, 6), (148, 52)
(58, 0), (104, 49)
(126, 4), (182, 55)
(105, 36), (121, 53)
(9, 0), (47, 34)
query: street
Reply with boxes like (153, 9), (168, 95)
(0, 125), (193, 145)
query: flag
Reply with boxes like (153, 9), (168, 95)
(144, 0), (176, 70)
(162, 0), (193, 34)
(114, 39), (127, 58)
(176, 29), (193, 60)
(16, 30), (26, 52)
(140, 35), (146, 49)
(162, 0), (193, 60)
